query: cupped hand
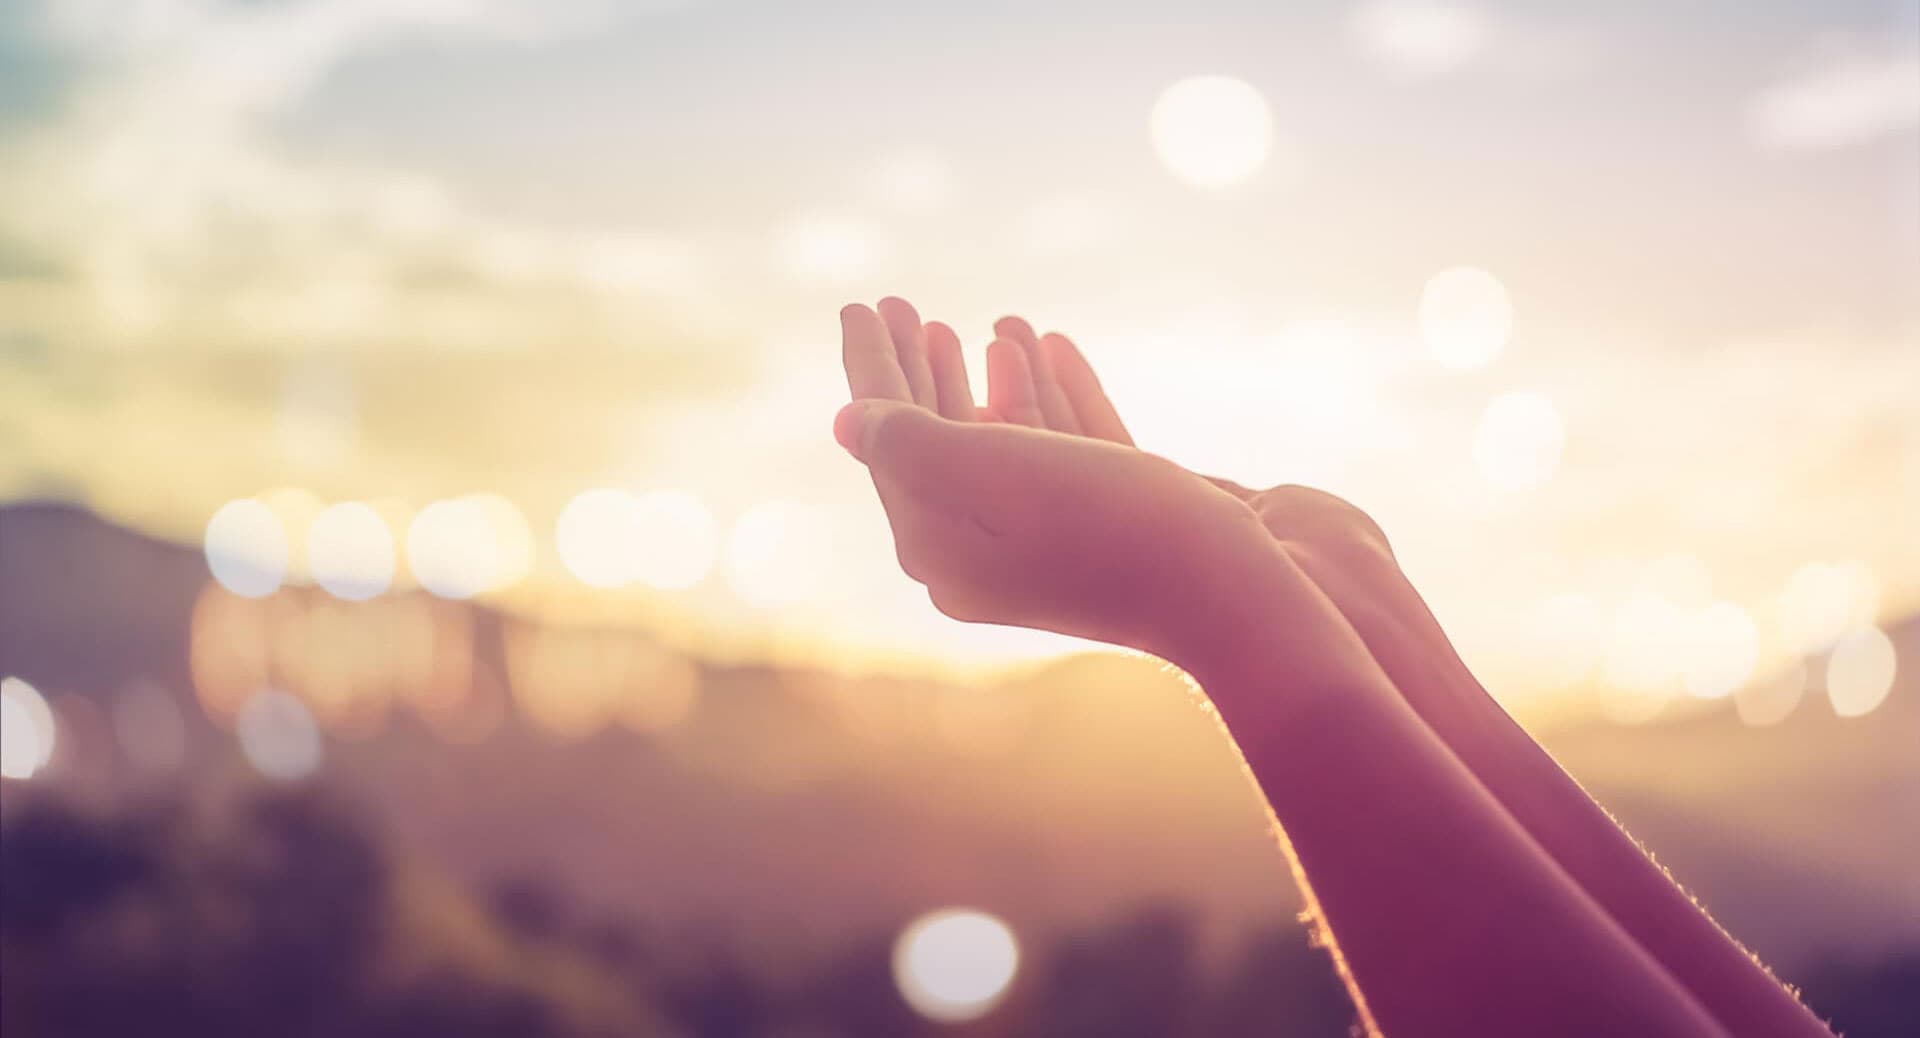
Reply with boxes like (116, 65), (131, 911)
(835, 299), (1312, 672)
(979, 312), (1474, 700)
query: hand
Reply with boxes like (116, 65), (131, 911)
(834, 299), (1331, 675)
(979, 314), (1469, 697)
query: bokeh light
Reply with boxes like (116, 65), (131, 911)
(1, 676), (57, 780)
(258, 487), (325, 583)
(407, 494), (534, 599)
(236, 688), (323, 781)
(1735, 658), (1806, 727)
(307, 501), (396, 600)
(1472, 390), (1564, 492)
(1826, 626), (1896, 718)
(1419, 267), (1513, 368)
(557, 489), (644, 588)
(556, 488), (717, 591)
(1150, 75), (1274, 189)
(1777, 560), (1880, 656)
(727, 500), (835, 609)
(1680, 602), (1760, 700)
(892, 908), (1021, 1023)
(204, 498), (289, 598)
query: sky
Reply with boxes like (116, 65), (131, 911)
(1, 0), (1916, 708)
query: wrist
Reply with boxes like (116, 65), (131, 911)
(1172, 541), (1391, 719)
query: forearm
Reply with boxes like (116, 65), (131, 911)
(1352, 577), (1834, 1037)
(1191, 612), (1726, 1037)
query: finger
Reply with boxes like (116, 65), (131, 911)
(995, 316), (1081, 432)
(1041, 332), (1133, 445)
(841, 397), (1105, 503)
(1203, 475), (1257, 501)
(985, 338), (1045, 427)
(993, 314), (1040, 351)
(840, 303), (913, 402)
(924, 321), (978, 421)
(878, 296), (938, 408)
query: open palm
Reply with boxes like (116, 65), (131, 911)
(835, 299), (1345, 678)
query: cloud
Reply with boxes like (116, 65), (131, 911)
(1748, 50), (1920, 152)
(1348, 1), (1491, 79)
(0, 0), (720, 355)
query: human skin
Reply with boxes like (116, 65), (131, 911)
(834, 298), (1836, 1037)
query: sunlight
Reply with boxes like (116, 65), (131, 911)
(1473, 390), (1564, 492)
(727, 500), (834, 609)
(780, 214), (882, 281)
(204, 498), (289, 598)
(1150, 75), (1274, 189)
(1527, 591), (1604, 689)
(1419, 267), (1513, 369)
(893, 908), (1021, 1023)
(1827, 626), (1896, 718)
(1600, 591), (1685, 723)
(873, 151), (952, 210)
(235, 688), (322, 781)
(632, 490), (719, 591)
(0, 676), (56, 780)
(557, 487), (713, 592)
(308, 501), (396, 601)
(1776, 560), (1880, 656)
(1680, 602), (1759, 700)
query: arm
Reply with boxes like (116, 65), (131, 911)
(834, 299), (1736, 1036)
(1195, 616), (1725, 1038)
(985, 315), (1833, 1038)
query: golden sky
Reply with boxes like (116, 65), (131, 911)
(2, 0), (1916, 708)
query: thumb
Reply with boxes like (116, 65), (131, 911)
(833, 399), (940, 466)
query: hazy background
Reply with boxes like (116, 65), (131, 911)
(2, 1), (1917, 1035)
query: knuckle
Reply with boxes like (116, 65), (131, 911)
(1254, 484), (1395, 561)
(927, 586), (982, 623)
